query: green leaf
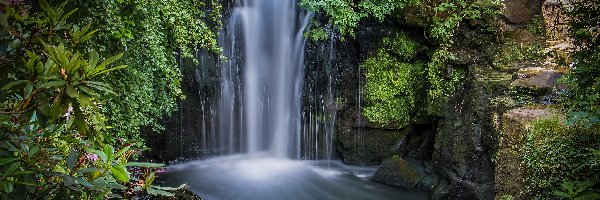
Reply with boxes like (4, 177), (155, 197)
(145, 172), (156, 186)
(1, 80), (27, 90)
(88, 51), (99, 71)
(3, 162), (20, 176)
(78, 29), (98, 44)
(103, 145), (114, 163)
(0, 181), (14, 193)
(78, 93), (92, 108)
(77, 85), (99, 98)
(0, 12), (9, 32)
(29, 145), (39, 156)
(39, 80), (66, 89)
(92, 178), (127, 190)
(62, 175), (75, 186)
(66, 85), (79, 98)
(91, 65), (128, 77)
(95, 53), (124, 72)
(125, 162), (165, 168)
(114, 146), (130, 159)
(86, 82), (117, 96)
(66, 150), (78, 169)
(24, 82), (33, 98)
(39, 0), (51, 14)
(553, 191), (571, 198)
(151, 184), (186, 191)
(74, 177), (94, 189)
(110, 165), (130, 183)
(0, 158), (19, 166)
(76, 167), (99, 174)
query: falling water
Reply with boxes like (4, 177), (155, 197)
(218, 0), (310, 158)
(161, 1), (428, 199)
(301, 27), (338, 160)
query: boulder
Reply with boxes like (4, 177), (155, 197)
(511, 69), (562, 95)
(337, 127), (408, 165)
(502, 0), (544, 24)
(372, 156), (422, 188)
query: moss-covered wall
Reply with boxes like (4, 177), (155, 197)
(496, 108), (552, 199)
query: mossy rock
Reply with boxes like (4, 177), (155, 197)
(495, 108), (552, 199)
(150, 188), (202, 200)
(510, 70), (562, 96)
(371, 156), (422, 189)
(337, 127), (408, 165)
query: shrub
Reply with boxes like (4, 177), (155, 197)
(522, 117), (600, 199)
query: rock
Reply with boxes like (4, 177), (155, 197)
(511, 69), (562, 95)
(150, 188), (202, 200)
(431, 74), (498, 200)
(372, 156), (422, 189)
(337, 127), (407, 165)
(502, 0), (543, 24)
(495, 108), (552, 199)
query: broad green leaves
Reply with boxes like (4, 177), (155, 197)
(0, 1), (172, 199)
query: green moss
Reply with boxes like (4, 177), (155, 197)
(362, 32), (426, 126)
(306, 27), (329, 42)
(426, 49), (467, 115)
(382, 31), (419, 60)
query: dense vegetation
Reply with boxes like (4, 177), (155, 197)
(523, 117), (600, 199)
(63, 0), (222, 143)
(0, 0), (220, 198)
(301, 0), (499, 125)
(563, 0), (600, 128)
(523, 1), (600, 198)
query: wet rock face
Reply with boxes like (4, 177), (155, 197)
(372, 156), (422, 188)
(431, 81), (498, 200)
(502, 0), (544, 24)
(143, 51), (221, 162)
(337, 127), (407, 165)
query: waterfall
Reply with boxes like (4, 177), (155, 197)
(218, 0), (311, 158)
(161, 2), (429, 199)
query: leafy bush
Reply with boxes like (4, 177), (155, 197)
(522, 117), (600, 199)
(563, 0), (600, 128)
(54, 0), (223, 141)
(299, 0), (418, 37)
(0, 1), (181, 198)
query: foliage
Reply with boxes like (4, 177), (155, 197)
(429, 0), (500, 45)
(426, 48), (466, 115)
(0, 1), (179, 198)
(363, 32), (426, 126)
(563, 0), (600, 127)
(305, 26), (329, 42)
(498, 195), (514, 200)
(299, 0), (418, 37)
(302, 0), (500, 124)
(521, 117), (600, 199)
(553, 180), (600, 200)
(59, 0), (222, 142)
